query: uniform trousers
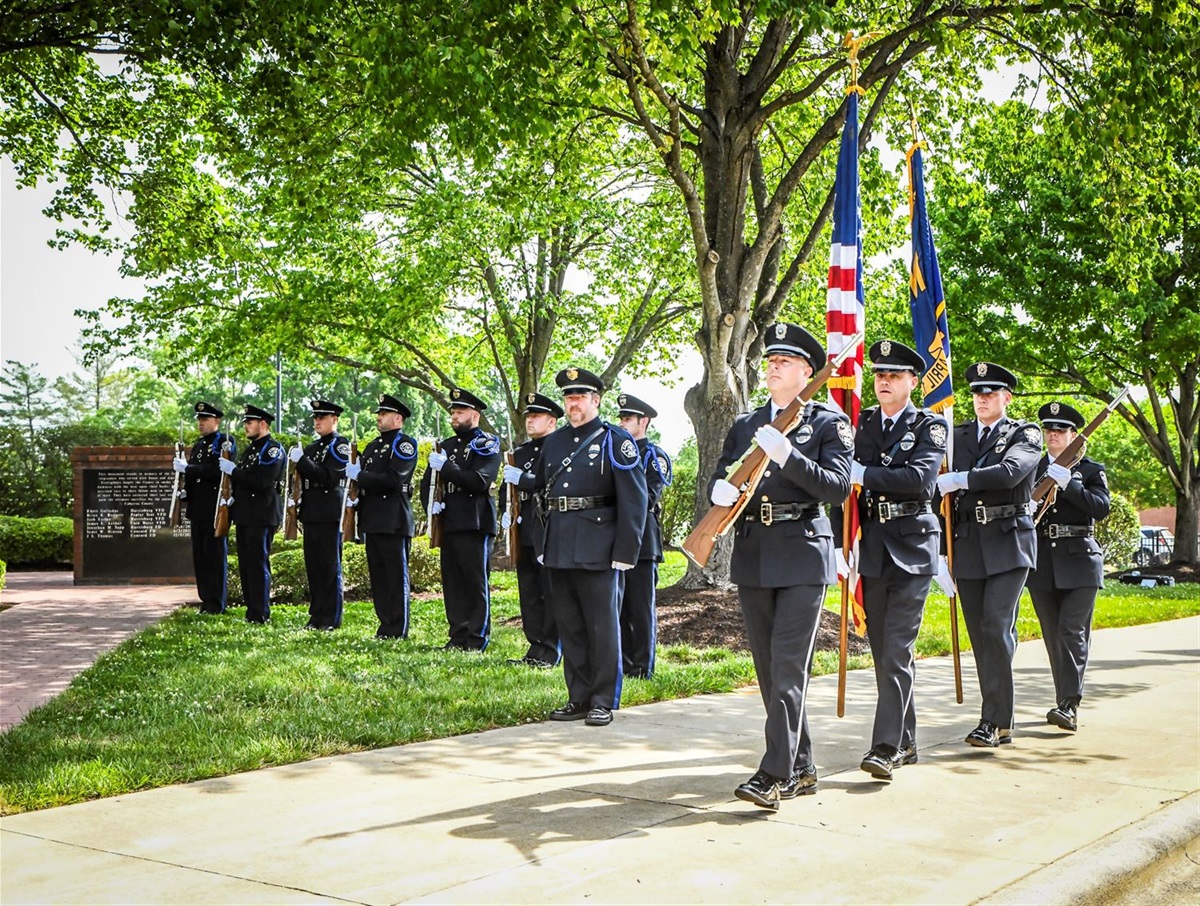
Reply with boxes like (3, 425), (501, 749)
(862, 561), (931, 751)
(618, 560), (658, 678)
(365, 533), (410, 638)
(1028, 584), (1097, 704)
(546, 567), (622, 710)
(957, 568), (1029, 729)
(441, 531), (492, 650)
(516, 546), (559, 664)
(191, 521), (228, 613)
(738, 584), (824, 780)
(303, 523), (344, 629)
(235, 526), (273, 622)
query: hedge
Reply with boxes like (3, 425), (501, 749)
(0, 559), (7, 591)
(0, 516), (73, 567)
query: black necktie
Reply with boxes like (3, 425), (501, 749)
(979, 426), (992, 448)
(883, 417), (894, 435)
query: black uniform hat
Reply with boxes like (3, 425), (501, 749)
(522, 392), (564, 418)
(194, 401), (224, 419)
(1039, 401), (1085, 431)
(375, 393), (412, 419)
(309, 399), (344, 416)
(616, 393), (657, 419)
(448, 387), (488, 411)
(764, 322), (827, 371)
(869, 339), (925, 373)
(241, 404), (275, 424)
(966, 362), (1018, 393)
(556, 367), (605, 395)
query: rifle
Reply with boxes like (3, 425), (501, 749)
(341, 414), (359, 541)
(681, 330), (865, 568)
(168, 418), (185, 528)
(1032, 386), (1131, 524)
(427, 438), (444, 548)
(283, 420), (302, 540)
(506, 450), (521, 566)
(213, 420), (234, 538)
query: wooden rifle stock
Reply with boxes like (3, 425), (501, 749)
(283, 425), (302, 540)
(213, 433), (234, 538)
(506, 451), (521, 566)
(681, 330), (865, 568)
(168, 439), (185, 528)
(341, 440), (359, 540)
(428, 441), (444, 549)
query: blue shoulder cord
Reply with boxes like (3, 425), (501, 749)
(603, 429), (639, 471)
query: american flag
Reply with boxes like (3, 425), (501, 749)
(826, 91), (866, 636)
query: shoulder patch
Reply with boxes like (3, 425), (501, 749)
(1099, 469), (1108, 487)
(928, 422), (947, 449)
(335, 442), (350, 459)
(265, 444), (281, 460)
(396, 439), (416, 459)
(469, 433), (500, 456)
(1023, 426), (1042, 446)
(836, 419), (854, 449)
(621, 438), (637, 460)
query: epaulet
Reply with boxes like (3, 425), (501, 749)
(392, 434), (418, 460)
(861, 405), (880, 419)
(468, 432), (500, 456)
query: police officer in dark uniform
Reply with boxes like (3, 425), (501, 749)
(937, 362), (1041, 748)
(500, 391), (564, 667)
(346, 394), (419, 639)
(289, 399), (349, 630)
(615, 393), (672, 679)
(1026, 401), (1110, 732)
(839, 341), (945, 781)
(708, 323), (852, 810)
(222, 404), (284, 624)
(420, 388), (500, 651)
(531, 367), (648, 726)
(173, 401), (236, 614)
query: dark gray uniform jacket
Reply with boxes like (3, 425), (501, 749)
(230, 435), (285, 527)
(296, 433), (348, 524)
(419, 428), (500, 534)
(356, 429), (418, 536)
(504, 435), (548, 551)
(637, 439), (672, 563)
(184, 431), (235, 524)
(1027, 455), (1110, 590)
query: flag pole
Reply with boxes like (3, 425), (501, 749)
(837, 502), (853, 717)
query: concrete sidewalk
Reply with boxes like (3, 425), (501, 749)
(2, 616), (1197, 904)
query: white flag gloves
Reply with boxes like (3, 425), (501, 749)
(1046, 462), (1072, 489)
(288, 446), (303, 463)
(286, 497), (297, 508)
(835, 548), (851, 580)
(850, 460), (865, 486)
(932, 556), (957, 597)
(218, 458), (236, 476)
(937, 471), (969, 495)
(428, 451), (448, 472)
(501, 512), (512, 530)
(612, 561), (635, 571)
(172, 457), (188, 473)
(754, 425), (792, 467)
(503, 464), (524, 485)
(344, 461), (362, 481)
(710, 478), (740, 507)
(429, 500), (445, 515)
(220, 496), (234, 508)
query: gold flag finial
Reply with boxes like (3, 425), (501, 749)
(843, 31), (882, 96)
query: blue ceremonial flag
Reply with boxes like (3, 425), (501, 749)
(907, 143), (953, 413)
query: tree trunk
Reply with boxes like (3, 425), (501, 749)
(1172, 486), (1198, 565)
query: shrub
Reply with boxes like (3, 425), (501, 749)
(1096, 490), (1141, 571)
(658, 438), (698, 548)
(408, 535), (440, 591)
(0, 516), (73, 567)
(0, 559), (6, 591)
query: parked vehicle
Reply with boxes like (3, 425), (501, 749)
(1134, 526), (1174, 567)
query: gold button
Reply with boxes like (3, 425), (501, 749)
(761, 495), (769, 501)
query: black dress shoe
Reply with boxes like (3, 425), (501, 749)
(735, 771), (782, 810)
(892, 745), (918, 767)
(965, 721), (1001, 748)
(998, 728), (1013, 745)
(585, 707), (613, 726)
(527, 658), (556, 669)
(506, 657), (530, 666)
(549, 702), (589, 721)
(779, 764), (818, 799)
(860, 747), (895, 781)
(1047, 700), (1078, 731)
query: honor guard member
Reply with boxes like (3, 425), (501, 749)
(501, 391), (564, 667)
(346, 394), (419, 639)
(708, 324), (851, 809)
(615, 393), (672, 679)
(420, 388), (501, 651)
(531, 367), (647, 726)
(936, 362), (1041, 748)
(837, 341), (945, 781)
(1026, 402), (1110, 732)
(223, 405), (285, 624)
(173, 402), (235, 614)
(290, 399), (349, 630)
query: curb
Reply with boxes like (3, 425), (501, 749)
(978, 790), (1200, 905)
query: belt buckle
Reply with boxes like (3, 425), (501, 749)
(1048, 524), (1061, 539)
(975, 505), (989, 525)
(760, 502), (773, 526)
(878, 501), (892, 523)
(557, 497), (568, 512)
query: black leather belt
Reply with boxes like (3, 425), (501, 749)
(873, 500), (933, 523)
(744, 502), (823, 525)
(548, 495), (614, 512)
(1040, 523), (1093, 539)
(971, 503), (1032, 524)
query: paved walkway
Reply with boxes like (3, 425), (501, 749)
(0, 572), (192, 730)
(1, 599), (1197, 905)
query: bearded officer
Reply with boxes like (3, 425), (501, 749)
(501, 391), (564, 667)
(709, 323), (852, 810)
(615, 393), (672, 679)
(1026, 401), (1110, 732)
(172, 401), (236, 614)
(290, 399), (349, 630)
(936, 362), (1041, 748)
(532, 367), (647, 726)
(838, 341), (946, 781)
(420, 388), (501, 651)
(222, 404), (284, 623)
(347, 394), (419, 639)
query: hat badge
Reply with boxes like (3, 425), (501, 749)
(451, 389), (461, 400)
(977, 363), (988, 377)
(310, 399), (319, 408)
(775, 324), (787, 339)
(618, 394), (627, 407)
(567, 367), (579, 380)
(195, 402), (203, 412)
(1050, 402), (1060, 415)
(880, 340), (892, 356)
(526, 393), (535, 404)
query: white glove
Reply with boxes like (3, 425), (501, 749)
(221, 496), (234, 507)
(932, 556), (957, 597)
(428, 451), (447, 471)
(537, 554), (544, 565)
(937, 471), (969, 495)
(612, 561), (635, 571)
(503, 464), (524, 485)
(755, 424), (792, 467)
(835, 548), (850, 580)
(1047, 462), (1071, 489)
(346, 497), (358, 508)
(286, 496), (297, 508)
(345, 461), (362, 481)
(172, 457), (188, 473)
(850, 460), (865, 486)
(430, 501), (445, 515)
(710, 478), (740, 507)
(218, 458), (236, 475)
(501, 512), (512, 530)
(289, 446), (303, 463)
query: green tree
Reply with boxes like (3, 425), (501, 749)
(0, 361), (56, 439)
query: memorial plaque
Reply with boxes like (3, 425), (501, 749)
(72, 447), (194, 585)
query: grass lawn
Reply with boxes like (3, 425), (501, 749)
(1, 552), (1196, 814)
